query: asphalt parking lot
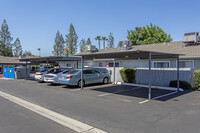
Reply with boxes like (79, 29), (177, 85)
(0, 78), (200, 133)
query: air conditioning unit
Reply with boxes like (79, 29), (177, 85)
(85, 45), (98, 52)
(118, 41), (132, 51)
(183, 32), (200, 44)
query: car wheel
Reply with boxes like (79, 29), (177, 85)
(103, 77), (109, 84)
(78, 80), (85, 88)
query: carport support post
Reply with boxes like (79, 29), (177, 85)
(148, 52), (152, 100)
(113, 59), (116, 84)
(76, 60), (78, 69)
(25, 60), (27, 80)
(177, 56), (180, 92)
(81, 56), (84, 89)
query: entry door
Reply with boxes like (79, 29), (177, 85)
(8, 67), (14, 79)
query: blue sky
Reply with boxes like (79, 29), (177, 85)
(0, 0), (200, 56)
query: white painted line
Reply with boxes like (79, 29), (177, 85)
(152, 91), (178, 100)
(98, 87), (140, 97)
(0, 90), (107, 133)
(70, 89), (81, 92)
(121, 82), (184, 91)
(139, 100), (149, 104)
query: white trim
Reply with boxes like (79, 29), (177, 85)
(152, 61), (170, 68)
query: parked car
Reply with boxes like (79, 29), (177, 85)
(59, 68), (110, 87)
(35, 68), (59, 82)
(44, 69), (72, 84)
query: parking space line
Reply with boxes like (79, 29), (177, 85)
(138, 100), (149, 104)
(98, 87), (140, 97)
(70, 89), (81, 92)
(152, 91), (178, 100)
(0, 90), (107, 133)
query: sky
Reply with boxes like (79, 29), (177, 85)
(0, 0), (200, 56)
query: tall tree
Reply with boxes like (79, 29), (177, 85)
(13, 38), (23, 56)
(101, 37), (107, 49)
(127, 23), (173, 45)
(107, 33), (115, 48)
(0, 19), (13, 56)
(95, 36), (101, 49)
(65, 24), (78, 56)
(86, 38), (92, 46)
(52, 31), (65, 56)
(79, 39), (86, 52)
(22, 51), (35, 57)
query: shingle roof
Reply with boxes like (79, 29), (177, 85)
(0, 56), (23, 64)
(77, 41), (200, 57)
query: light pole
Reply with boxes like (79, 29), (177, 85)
(136, 27), (142, 45)
(38, 48), (41, 57)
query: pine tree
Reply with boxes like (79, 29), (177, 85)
(65, 24), (78, 56)
(79, 39), (86, 52)
(52, 31), (65, 56)
(13, 38), (23, 56)
(0, 19), (13, 56)
(86, 38), (92, 46)
(107, 33), (114, 48)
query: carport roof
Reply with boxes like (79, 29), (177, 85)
(19, 56), (81, 63)
(76, 50), (181, 60)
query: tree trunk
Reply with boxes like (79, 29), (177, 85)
(103, 40), (105, 49)
(98, 40), (100, 49)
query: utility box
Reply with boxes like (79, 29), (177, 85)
(14, 67), (30, 79)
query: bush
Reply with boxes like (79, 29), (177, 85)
(194, 69), (200, 91)
(169, 80), (192, 90)
(120, 68), (136, 83)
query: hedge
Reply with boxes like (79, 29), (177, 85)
(169, 80), (192, 90)
(194, 69), (200, 91)
(120, 68), (136, 83)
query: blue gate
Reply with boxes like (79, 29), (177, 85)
(8, 67), (14, 79)
(3, 67), (8, 78)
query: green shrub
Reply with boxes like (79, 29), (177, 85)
(120, 68), (136, 83)
(194, 69), (200, 91)
(169, 80), (192, 90)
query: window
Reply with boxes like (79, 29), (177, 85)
(179, 60), (194, 68)
(108, 62), (119, 67)
(99, 63), (103, 67)
(153, 61), (170, 68)
(93, 70), (100, 74)
(66, 63), (72, 68)
(83, 70), (93, 74)
(67, 70), (80, 74)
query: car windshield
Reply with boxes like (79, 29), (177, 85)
(52, 70), (62, 74)
(66, 70), (79, 74)
(40, 70), (47, 72)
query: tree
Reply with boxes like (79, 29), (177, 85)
(52, 31), (65, 56)
(107, 32), (114, 48)
(22, 51), (35, 57)
(101, 37), (107, 49)
(95, 36), (101, 49)
(13, 38), (23, 56)
(65, 24), (78, 56)
(127, 23), (173, 46)
(79, 39), (86, 52)
(0, 19), (13, 56)
(86, 38), (92, 46)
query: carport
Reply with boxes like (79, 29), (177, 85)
(76, 50), (181, 100)
(19, 56), (81, 79)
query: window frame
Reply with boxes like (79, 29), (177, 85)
(152, 61), (170, 68)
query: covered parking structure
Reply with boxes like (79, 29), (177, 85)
(19, 56), (81, 79)
(76, 50), (181, 100)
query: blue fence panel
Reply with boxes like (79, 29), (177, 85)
(8, 67), (14, 79)
(3, 67), (8, 78)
